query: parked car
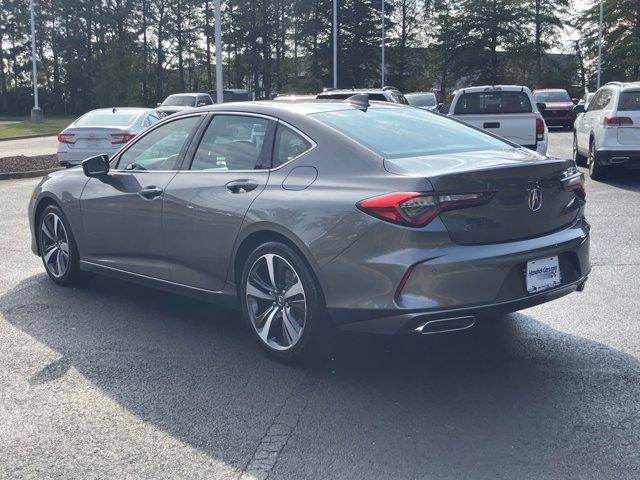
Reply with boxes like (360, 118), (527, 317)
(533, 88), (576, 130)
(577, 92), (595, 111)
(316, 88), (408, 104)
(405, 92), (438, 111)
(56, 108), (161, 167)
(157, 93), (213, 116)
(573, 81), (640, 179)
(448, 85), (548, 155)
(207, 89), (250, 103)
(30, 98), (589, 361)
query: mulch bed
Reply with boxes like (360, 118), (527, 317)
(0, 154), (59, 174)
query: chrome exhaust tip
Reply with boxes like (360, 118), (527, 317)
(413, 316), (476, 335)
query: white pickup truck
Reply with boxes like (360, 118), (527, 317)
(447, 85), (548, 155)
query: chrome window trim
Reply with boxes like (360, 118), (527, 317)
(179, 111), (317, 174)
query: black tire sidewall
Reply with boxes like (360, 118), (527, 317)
(588, 141), (606, 180)
(239, 241), (325, 361)
(38, 204), (81, 285)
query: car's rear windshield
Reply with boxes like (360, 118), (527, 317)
(312, 107), (509, 158)
(534, 90), (571, 103)
(318, 93), (388, 102)
(617, 91), (640, 111)
(74, 110), (139, 127)
(406, 93), (437, 107)
(453, 91), (532, 114)
(162, 95), (196, 107)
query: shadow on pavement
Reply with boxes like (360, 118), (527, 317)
(2, 273), (639, 479)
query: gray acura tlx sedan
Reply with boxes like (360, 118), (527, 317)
(28, 97), (590, 361)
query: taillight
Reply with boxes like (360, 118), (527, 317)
(603, 116), (633, 127)
(561, 167), (586, 199)
(110, 132), (137, 144)
(357, 191), (495, 227)
(536, 115), (546, 141)
(57, 133), (75, 144)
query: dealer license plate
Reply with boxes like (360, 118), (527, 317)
(526, 256), (561, 294)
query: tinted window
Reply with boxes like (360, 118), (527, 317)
(313, 107), (508, 158)
(318, 93), (388, 102)
(618, 91), (640, 111)
(191, 115), (271, 171)
(162, 95), (196, 107)
(75, 110), (140, 127)
(534, 90), (571, 103)
(117, 116), (201, 171)
(273, 125), (312, 167)
(454, 91), (532, 114)
(406, 93), (437, 107)
(201, 95), (213, 105)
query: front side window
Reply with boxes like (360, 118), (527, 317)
(117, 116), (201, 171)
(313, 107), (509, 158)
(273, 125), (312, 167)
(190, 115), (271, 171)
(454, 91), (532, 114)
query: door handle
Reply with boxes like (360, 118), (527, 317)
(139, 186), (164, 199)
(226, 179), (259, 194)
(483, 122), (500, 129)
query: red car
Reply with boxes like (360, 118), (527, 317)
(533, 89), (576, 130)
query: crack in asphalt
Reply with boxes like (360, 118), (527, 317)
(239, 373), (318, 480)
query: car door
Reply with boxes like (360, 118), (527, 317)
(162, 113), (276, 290)
(577, 89), (603, 150)
(79, 114), (204, 279)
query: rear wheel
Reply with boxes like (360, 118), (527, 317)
(240, 242), (327, 362)
(573, 133), (587, 166)
(588, 140), (607, 180)
(38, 205), (83, 285)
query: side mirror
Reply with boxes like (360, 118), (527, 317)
(536, 102), (547, 112)
(82, 154), (110, 177)
(572, 98), (579, 105)
(573, 104), (585, 114)
(156, 102), (162, 107)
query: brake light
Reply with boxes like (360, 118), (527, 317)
(536, 115), (546, 140)
(357, 191), (495, 227)
(110, 132), (137, 144)
(561, 167), (586, 198)
(603, 116), (633, 127)
(57, 133), (75, 144)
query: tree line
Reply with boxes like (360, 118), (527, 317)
(0, 0), (634, 115)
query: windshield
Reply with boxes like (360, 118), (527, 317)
(534, 90), (571, 103)
(454, 91), (532, 114)
(162, 95), (196, 107)
(406, 93), (437, 107)
(74, 110), (140, 127)
(312, 107), (509, 158)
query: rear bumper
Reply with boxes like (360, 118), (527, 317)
(541, 113), (575, 126)
(323, 217), (590, 334)
(596, 149), (640, 166)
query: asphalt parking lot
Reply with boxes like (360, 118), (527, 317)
(1, 129), (639, 479)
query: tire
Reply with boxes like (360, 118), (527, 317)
(573, 134), (587, 166)
(37, 204), (84, 286)
(239, 241), (328, 362)
(588, 140), (607, 180)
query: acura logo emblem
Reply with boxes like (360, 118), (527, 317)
(528, 188), (542, 212)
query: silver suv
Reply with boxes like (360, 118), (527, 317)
(574, 81), (640, 179)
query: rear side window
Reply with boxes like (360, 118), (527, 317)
(454, 91), (532, 114)
(273, 125), (312, 167)
(618, 91), (640, 111)
(75, 110), (139, 127)
(313, 107), (509, 158)
(190, 115), (272, 171)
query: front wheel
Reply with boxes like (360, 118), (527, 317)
(240, 242), (327, 362)
(38, 204), (83, 285)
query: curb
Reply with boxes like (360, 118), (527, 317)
(0, 133), (57, 142)
(0, 167), (63, 180)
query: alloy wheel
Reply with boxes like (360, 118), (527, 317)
(245, 253), (306, 351)
(40, 212), (70, 278)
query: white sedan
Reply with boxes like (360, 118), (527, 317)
(57, 108), (162, 166)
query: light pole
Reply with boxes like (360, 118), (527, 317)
(333, 0), (337, 89)
(214, 0), (223, 103)
(29, 0), (43, 122)
(381, 0), (385, 87)
(596, 0), (603, 89)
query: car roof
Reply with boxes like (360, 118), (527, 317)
(533, 88), (568, 92)
(317, 89), (390, 95)
(166, 93), (208, 97)
(405, 92), (436, 96)
(86, 107), (154, 113)
(460, 85), (532, 93)
(604, 81), (640, 91)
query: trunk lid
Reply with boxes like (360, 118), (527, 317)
(384, 148), (582, 245)
(62, 127), (124, 152)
